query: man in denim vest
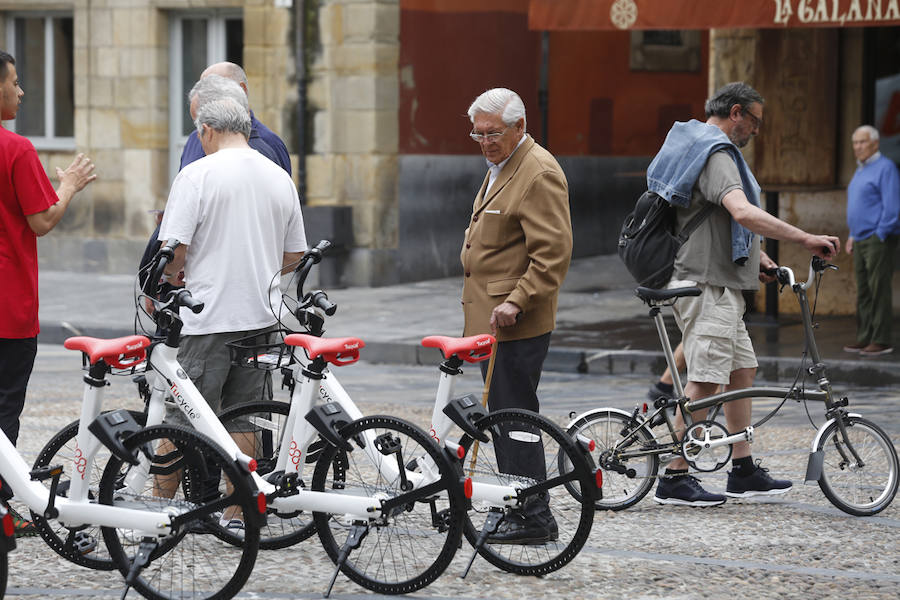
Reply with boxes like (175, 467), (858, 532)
(649, 82), (840, 506)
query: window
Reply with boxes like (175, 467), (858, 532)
(630, 30), (701, 72)
(5, 14), (75, 149)
(168, 12), (243, 180)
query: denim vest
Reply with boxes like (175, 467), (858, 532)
(647, 120), (761, 265)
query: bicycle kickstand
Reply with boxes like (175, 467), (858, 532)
(461, 508), (504, 579)
(120, 537), (158, 599)
(324, 521), (369, 598)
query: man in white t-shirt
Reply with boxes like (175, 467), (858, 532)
(158, 81), (306, 449)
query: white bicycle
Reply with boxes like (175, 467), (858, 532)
(16, 326), (263, 600)
(37, 239), (468, 597)
(215, 241), (599, 579)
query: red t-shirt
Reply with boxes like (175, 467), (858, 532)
(0, 126), (57, 338)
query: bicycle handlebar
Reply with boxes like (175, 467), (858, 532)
(772, 256), (836, 291)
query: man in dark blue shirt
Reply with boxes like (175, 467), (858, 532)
(178, 62), (291, 175)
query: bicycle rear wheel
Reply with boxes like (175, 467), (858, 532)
(460, 409), (596, 576)
(817, 416), (899, 516)
(312, 415), (464, 595)
(31, 410), (146, 570)
(566, 409), (659, 510)
(99, 424), (260, 600)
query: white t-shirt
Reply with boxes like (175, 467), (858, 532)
(159, 147), (307, 335)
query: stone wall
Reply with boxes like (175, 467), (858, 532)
(305, 0), (400, 285)
(0, 0), (296, 273)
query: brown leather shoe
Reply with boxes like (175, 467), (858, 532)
(843, 341), (869, 353)
(859, 343), (894, 356)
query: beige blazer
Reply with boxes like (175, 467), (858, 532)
(460, 135), (573, 341)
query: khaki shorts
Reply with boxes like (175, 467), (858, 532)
(671, 282), (757, 385)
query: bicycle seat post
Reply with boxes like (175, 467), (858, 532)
(649, 304), (685, 399)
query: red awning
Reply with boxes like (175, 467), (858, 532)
(529, 0), (900, 30)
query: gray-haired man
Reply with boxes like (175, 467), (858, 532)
(649, 82), (840, 507)
(158, 88), (307, 526)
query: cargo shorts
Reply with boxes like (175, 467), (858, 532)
(670, 282), (757, 385)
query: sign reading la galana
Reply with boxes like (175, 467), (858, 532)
(774, 0), (900, 26)
(528, 0), (900, 30)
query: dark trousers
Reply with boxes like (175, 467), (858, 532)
(0, 337), (38, 445)
(854, 235), (898, 346)
(480, 333), (551, 514)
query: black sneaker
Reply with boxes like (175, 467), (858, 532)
(647, 382), (673, 403)
(725, 463), (792, 498)
(654, 474), (726, 507)
(487, 511), (558, 545)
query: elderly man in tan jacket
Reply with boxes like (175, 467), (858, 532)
(460, 87), (573, 544)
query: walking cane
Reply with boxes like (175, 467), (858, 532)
(466, 339), (497, 476)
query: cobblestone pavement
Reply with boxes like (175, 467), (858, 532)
(6, 345), (900, 599)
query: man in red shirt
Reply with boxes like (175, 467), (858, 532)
(0, 50), (96, 448)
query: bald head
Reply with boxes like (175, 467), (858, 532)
(200, 62), (249, 97)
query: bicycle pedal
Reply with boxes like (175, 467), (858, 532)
(71, 531), (98, 555)
(30, 464), (64, 482)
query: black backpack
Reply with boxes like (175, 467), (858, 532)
(617, 191), (714, 289)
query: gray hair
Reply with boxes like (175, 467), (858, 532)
(203, 62), (249, 91)
(467, 88), (527, 130)
(704, 82), (765, 118)
(854, 125), (879, 142)
(194, 96), (251, 139)
(188, 74), (248, 112)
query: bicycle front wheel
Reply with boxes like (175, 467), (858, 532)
(312, 415), (465, 595)
(99, 424), (260, 600)
(817, 416), (899, 516)
(566, 409), (659, 510)
(460, 409), (596, 576)
(31, 410), (146, 570)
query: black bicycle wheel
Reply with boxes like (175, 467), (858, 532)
(99, 424), (260, 600)
(459, 409), (595, 576)
(817, 416), (899, 516)
(312, 415), (465, 595)
(31, 410), (146, 570)
(217, 400), (347, 549)
(566, 409), (659, 510)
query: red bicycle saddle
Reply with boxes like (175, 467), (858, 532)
(421, 334), (495, 363)
(283, 334), (364, 366)
(64, 335), (151, 369)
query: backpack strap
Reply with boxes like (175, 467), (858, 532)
(675, 202), (715, 243)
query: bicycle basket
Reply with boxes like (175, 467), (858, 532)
(226, 329), (296, 371)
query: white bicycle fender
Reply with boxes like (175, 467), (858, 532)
(565, 407), (655, 437)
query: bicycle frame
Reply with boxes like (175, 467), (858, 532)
(2, 381), (173, 536)
(142, 342), (388, 519)
(594, 258), (866, 478)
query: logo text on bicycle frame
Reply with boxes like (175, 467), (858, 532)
(168, 381), (199, 420)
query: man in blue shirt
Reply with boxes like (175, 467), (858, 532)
(179, 62), (291, 174)
(843, 125), (900, 356)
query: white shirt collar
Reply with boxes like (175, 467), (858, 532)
(858, 150), (882, 167)
(485, 133), (528, 171)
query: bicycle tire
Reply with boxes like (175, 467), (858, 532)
(459, 409), (595, 576)
(31, 410), (146, 570)
(0, 550), (6, 600)
(817, 416), (899, 516)
(99, 423), (260, 600)
(217, 400), (347, 549)
(312, 415), (465, 595)
(566, 409), (659, 511)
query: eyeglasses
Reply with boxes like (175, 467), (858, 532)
(742, 108), (763, 129)
(469, 126), (509, 143)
